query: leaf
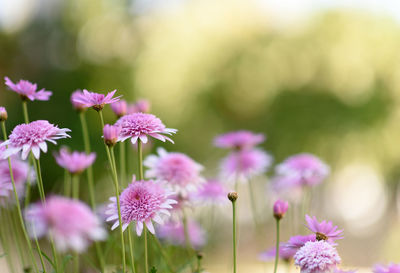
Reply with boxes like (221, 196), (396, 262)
(34, 248), (55, 269)
(61, 254), (73, 270)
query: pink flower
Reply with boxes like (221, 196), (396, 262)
(1, 120), (71, 160)
(127, 99), (151, 114)
(259, 244), (296, 262)
(116, 113), (177, 144)
(110, 100), (128, 117)
(191, 179), (228, 205)
(214, 130), (265, 150)
(70, 90), (87, 112)
(276, 154), (330, 187)
(0, 107), (7, 121)
(220, 149), (273, 182)
(373, 264), (400, 273)
(105, 177), (177, 236)
(294, 241), (341, 273)
(306, 215), (344, 242)
(269, 175), (303, 204)
(103, 124), (121, 147)
(72, 89), (121, 111)
(25, 196), (106, 253)
(144, 148), (204, 195)
(335, 269), (357, 273)
(284, 234), (317, 251)
(273, 199), (289, 219)
(4, 77), (52, 101)
(54, 148), (96, 174)
(157, 219), (206, 249)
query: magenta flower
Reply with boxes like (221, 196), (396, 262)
(25, 196), (106, 253)
(191, 179), (228, 205)
(72, 89), (121, 111)
(1, 120), (71, 160)
(284, 234), (317, 251)
(306, 215), (344, 242)
(220, 148), (273, 182)
(273, 199), (289, 219)
(276, 153), (330, 187)
(70, 90), (87, 112)
(103, 124), (121, 147)
(294, 241), (341, 273)
(4, 77), (52, 101)
(110, 100), (128, 117)
(259, 244), (296, 262)
(127, 99), (151, 114)
(116, 113), (177, 144)
(0, 107), (7, 121)
(214, 130), (265, 150)
(144, 148), (204, 195)
(373, 264), (400, 273)
(157, 219), (206, 249)
(54, 148), (96, 174)
(105, 177), (177, 236)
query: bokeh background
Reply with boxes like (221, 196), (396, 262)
(1, 0), (400, 271)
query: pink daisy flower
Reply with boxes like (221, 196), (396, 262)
(4, 77), (52, 101)
(306, 215), (344, 242)
(259, 244), (296, 262)
(283, 234), (317, 251)
(25, 196), (106, 253)
(157, 219), (206, 249)
(110, 100), (128, 117)
(0, 106), (7, 121)
(191, 179), (228, 205)
(72, 89), (121, 111)
(294, 241), (341, 273)
(116, 113), (177, 144)
(54, 148), (96, 174)
(127, 99), (151, 114)
(1, 120), (71, 160)
(373, 264), (400, 273)
(144, 148), (204, 195)
(220, 148), (273, 182)
(70, 90), (87, 112)
(214, 130), (265, 150)
(105, 177), (177, 236)
(276, 153), (330, 187)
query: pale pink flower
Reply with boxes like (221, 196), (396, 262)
(284, 234), (317, 251)
(1, 120), (71, 160)
(25, 196), (106, 253)
(103, 124), (121, 147)
(220, 149), (272, 182)
(116, 113), (177, 144)
(306, 215), (344, 242)
(72, 89), (121, 111)
(105, 177), (177, 236)
(373, 264), (400, 273)
(157, 219), (206, 249)
(4, 77), (52, 101)
(273, 199), (289, 219)
(70, 90), (87, 112)
(0, 106), (7, 121)
(110, 100), (128, 117)
(294, 241), (341, 273)
(144, 148), (204, 195)
(259, 244), (296, 262)
(54, 148), (96, 174)
(214, 130), (265, 150)
(269, 175), (304, 204)
(335, 269), (357, 273)
(127, 99), (151, 114)
(191, 179), (228, 205)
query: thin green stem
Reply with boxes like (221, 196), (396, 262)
(33, 236), (47, 273)
(22, 100), (29, 124)
(72, 175), (79, 200)
(137, 140), (144, 180)
(120, 141), (126, 187)
(273, 220), (280, 273)
(232, 200), (237, 273)
(1, 209), (16, 273)
(151, 235), (175, 273)
(33, 159), (45, 203)
(24, 178), (32, 207)
(64, 169), (71, 197)
(128, 226), (137, 273)
(144, 226), (148, 273)
(248, 180), (259, 231)
(196, 254), (202, 273)
(7, 207), (26, 267)
(21, 100), (33, 207)
(49, 236), (59, 273)
(182, 209), (194, 271)
(1, 121), (39, 273)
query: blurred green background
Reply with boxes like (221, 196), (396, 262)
(2, 0), (400, 270)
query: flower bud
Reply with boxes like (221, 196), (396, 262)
(0, 107), (7, 121)
(110, 100), (127, 118)
(273, 199), (288, 220)
(227, 192), (238, 202)
(103, 124), (121, 147)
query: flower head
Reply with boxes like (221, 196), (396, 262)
(373, 264), (400, 273)
(25, 196), (106, 253)
(1, 120), (71, 160)
(144, 148), (204, 195)
(220, 149), (273, 182)
(284, 234), (317, 251)
(54, 148), (96, 174)
(70, 90), (87, 112)
(214, 130), (265, 150)
(111, 100), (128, 117)
(4, 77), (52, 101)
(191, 179), (228, 205)
(0, 107), (7, 121)
(103, 124), (121, 147)
(273, 199), (289, 220)
(105, 177), (177, 236)
(157, 219), (206, 249)
(72, 89), (121, 111)
(306, 215), (344, 242)
(116, 113), (177, 144)
(294, 241), (341, 273)
(259, 244), (296, 262)
(276, 154), (330, 187)
(127, 99), (151, 114)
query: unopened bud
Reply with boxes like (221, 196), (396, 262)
(228, 192), (238, 202)
(103, 124), (121, 147)
(0, 107), (7, 122)
(273, 199), (289, 220)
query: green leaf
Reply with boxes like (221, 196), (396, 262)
(61, 254), (73, 270)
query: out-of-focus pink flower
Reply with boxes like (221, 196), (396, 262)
(214, 130), (265, 150)
(273, 199), (289, 219)
(116, 113), (177, 144)
(25, 196), (106, 253)
(191, 179), (228, 205)
(4, 77), (52, 101)
(259, 244), (296, 262)
(220, 149), (272, 182)
(306, 215), (344, 242)
(276, 153), (330, 187)
(72, 89), (121, 111)
(1, 120), (71, 160)
(373, 264), (400, 273)
(334, 269), (357, 273)
(70, 90), (87, 112)
(0, 107), (7, 121)
(157, 219), (206, 249)
(294, 241), (341, 273)
(144, 148), (204, 195)
(54, 148), (96, 174)
(127, 99), (151, 114)
(105, 177), (177, 236)
(269, 175), (304, 204)
(103, 124), (121, 147)
(284, 234), (317, 251)
(110, 100), (128, 118)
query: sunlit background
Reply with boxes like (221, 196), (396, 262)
(1, 0), (400, 271)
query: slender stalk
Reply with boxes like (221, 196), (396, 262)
(49, 236), (59, 273)
(119, 141), (126, 186)
(182, 209), (194, 271)
(1, 121), (39, 273)
(273, 220), (280, 273)
(24, 178), (32, 207)
(7, 207), (26, 267)
(144, 226), (148, 273)
(128, 227), (137, 273)
(22, 100), (29, 124)
(1, 209), (16, 273)
(32, 159), (46, 203)
(72, 175), (79, 200)
(64, 169), (71, 197)
(151, 235), (175, 273)
(33, 236), (46, 273)
(248, 180), (259, 231)
(232, 201), (237, 273)
(21, 100), (33, 208)
(196, 253), (203, 273)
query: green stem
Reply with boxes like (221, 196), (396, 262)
(248, 180), (259, 230)
(144, 226), (148, 273)
(49, 236), (59, 273)
(1, 209), (16, 273)
(33, 236), (47, 273)
(273, 220), (280, 273)
(232, 200), (237, 273)
(1, 121), (39, 273)
(120, 141), (126, 187)
(64, 169), (71, 197)
(22, 100), (29, 124)
(151, 234), (175, 273)
(196, 254), (202, 273)
(33, 159), (46, 203)
(72, 175), (79, 200)
(7, 207), (26, 267)
(128, 226), (137, 273)
(137, 140), (143, 180)
(182, 209), (194, 270)
(21, 100), (33, 207)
